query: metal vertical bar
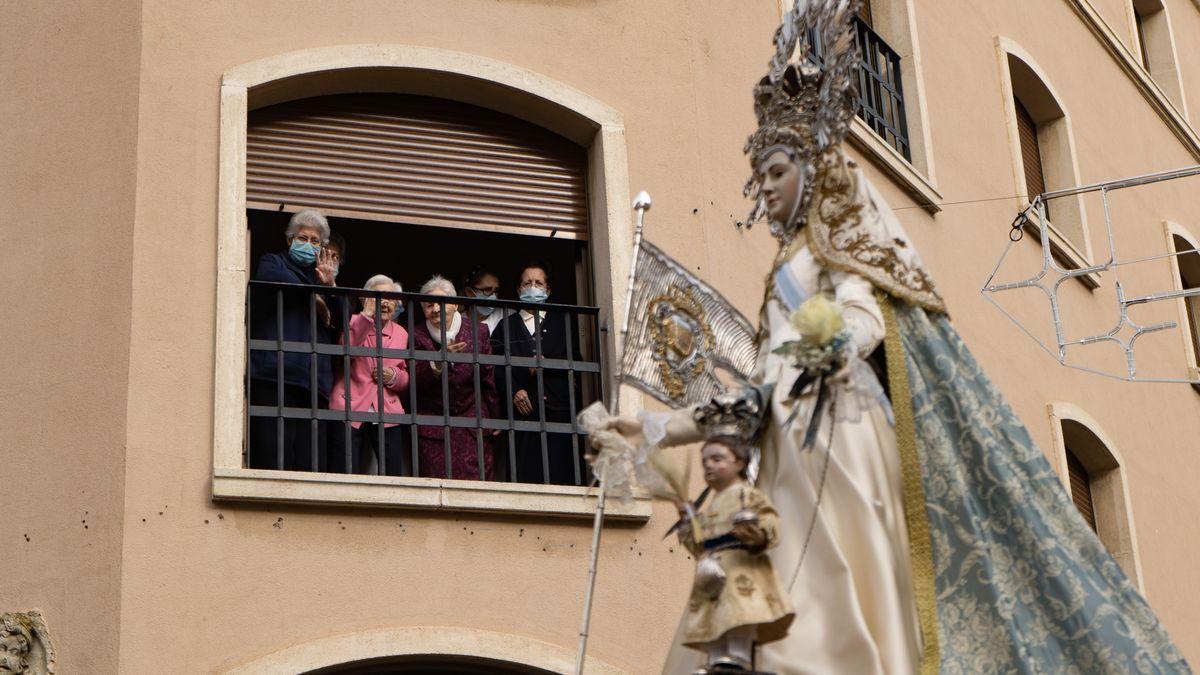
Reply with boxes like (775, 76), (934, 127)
(245, 283), (252, 468)
(440, 300), (452, 480)
(309, 290), (319, 472)
(533, 307), (549, 484)
(342, 291), (352, 473)
(375, 288), (386, 476)
(470, 303), (484, 480)
(275, 289), (285, 470)
(564, 311), (580, 486)
(503, 308), (517, 482)
(406, 296), (419, 477)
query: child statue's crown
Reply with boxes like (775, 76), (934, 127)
(693, 386), (767, 448)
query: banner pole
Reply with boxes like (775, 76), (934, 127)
(574, 191), (652, 674)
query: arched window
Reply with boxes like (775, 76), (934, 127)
(211, 46), (650, 519)
(1129, 0), (1187, 112)
(998, 40), (1093, 276)
(1164, 223), (1200, 382)
(1048, 403), (1144, 589)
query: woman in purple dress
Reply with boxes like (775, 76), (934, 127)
(411, 275), (500, 480)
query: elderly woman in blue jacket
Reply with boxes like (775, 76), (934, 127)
(248, 209), (344, 471)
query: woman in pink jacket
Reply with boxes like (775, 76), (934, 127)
(329, 274), (411, 475)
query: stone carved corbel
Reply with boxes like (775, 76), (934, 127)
(0, 610), (55, 674)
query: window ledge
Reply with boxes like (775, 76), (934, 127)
(847, 117), (943, 214)
(1023, 210), (1101, 290)
(212, 468), (652, 521)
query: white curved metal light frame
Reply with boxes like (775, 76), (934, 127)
(983, 163), (1200, 383)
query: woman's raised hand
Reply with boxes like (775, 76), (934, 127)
(314, 247), (336, 286)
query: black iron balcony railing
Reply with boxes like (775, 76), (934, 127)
(808, 17), (911, 160)
(245, 280), (604, 487)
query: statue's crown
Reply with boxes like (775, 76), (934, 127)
(743, 0), (862, 228)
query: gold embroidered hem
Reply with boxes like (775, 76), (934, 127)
(881, 291), (941, 675)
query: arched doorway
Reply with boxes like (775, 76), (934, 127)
(308, 654), (554, 674)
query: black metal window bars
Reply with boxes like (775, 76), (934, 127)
(245, 280), (604, 486)
(808, 17), (911, 161)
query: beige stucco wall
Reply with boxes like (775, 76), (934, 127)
(5, 0), (1200, 671)
(0, 3), (142, 673)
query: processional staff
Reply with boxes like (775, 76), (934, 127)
(574, 190), (652, 674)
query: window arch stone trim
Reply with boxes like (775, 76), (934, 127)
(1163, 220), (1200, 381)
(1046, 401), (1146, 591)
(222, 625), (627, 674)
(212, 45), (646, 516)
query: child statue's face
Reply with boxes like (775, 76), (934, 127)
(701, 441), (746, 491)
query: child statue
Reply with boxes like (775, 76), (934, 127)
(674, 391), (794, 674)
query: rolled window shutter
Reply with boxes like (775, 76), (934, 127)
(1015, 97), (1046, 200)
(1066, 449), (1097, 532)
(246, 94), (589, 239)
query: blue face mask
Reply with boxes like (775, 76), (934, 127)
(475, 293), (498, 316)
(288, 239), (319, 266)
(519, 288), (548, 304)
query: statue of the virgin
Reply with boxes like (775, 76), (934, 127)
(593, 2), (1191, 673)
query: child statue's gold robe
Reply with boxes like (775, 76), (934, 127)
(679, 482), (795, 648)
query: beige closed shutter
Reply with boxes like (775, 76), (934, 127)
(1066, 449), (1097, 532)
(246, 93), (589, 239)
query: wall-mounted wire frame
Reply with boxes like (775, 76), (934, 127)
(982, 164), (1200, 383)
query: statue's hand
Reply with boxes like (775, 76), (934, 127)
(732, 521), (768, 552)
(596, 415), (646, 449)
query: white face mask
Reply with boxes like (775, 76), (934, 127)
(470, 291), (498, 317)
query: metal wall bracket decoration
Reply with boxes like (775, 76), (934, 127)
(985, 164), (1200, 383)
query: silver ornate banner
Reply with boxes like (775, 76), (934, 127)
(621, 240), (758, 407)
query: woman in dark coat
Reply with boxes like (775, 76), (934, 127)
(411, 275), (499, 480)
(495, 262), (583, 485)
(247, 209), (343, 472)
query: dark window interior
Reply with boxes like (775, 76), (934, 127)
(249, 209), (588, 304)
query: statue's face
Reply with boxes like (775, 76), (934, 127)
(701, 441), (745, 490)
(0, 625), (30, 674)
(759, 149), (805, 225)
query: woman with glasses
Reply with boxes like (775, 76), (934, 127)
(461, 265), (506, 339)
(327, 274), (410, 476)
(495, 261), (583, 485)
(247, 209), (344, 472)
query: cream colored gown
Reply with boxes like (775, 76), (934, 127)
(665, 244), (921, 675)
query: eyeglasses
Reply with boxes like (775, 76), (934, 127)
(292, 234), (323, 246)
(518, 280), (548, 290)
(469, 285), (499, 295)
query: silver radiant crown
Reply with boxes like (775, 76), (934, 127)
(693, 386), (767, 447)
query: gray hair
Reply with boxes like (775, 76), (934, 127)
(420, 275), (456, 296)
(285, 209), (330, 244)
(363, 274), (402, 293)
(363, 274), (402, 319)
